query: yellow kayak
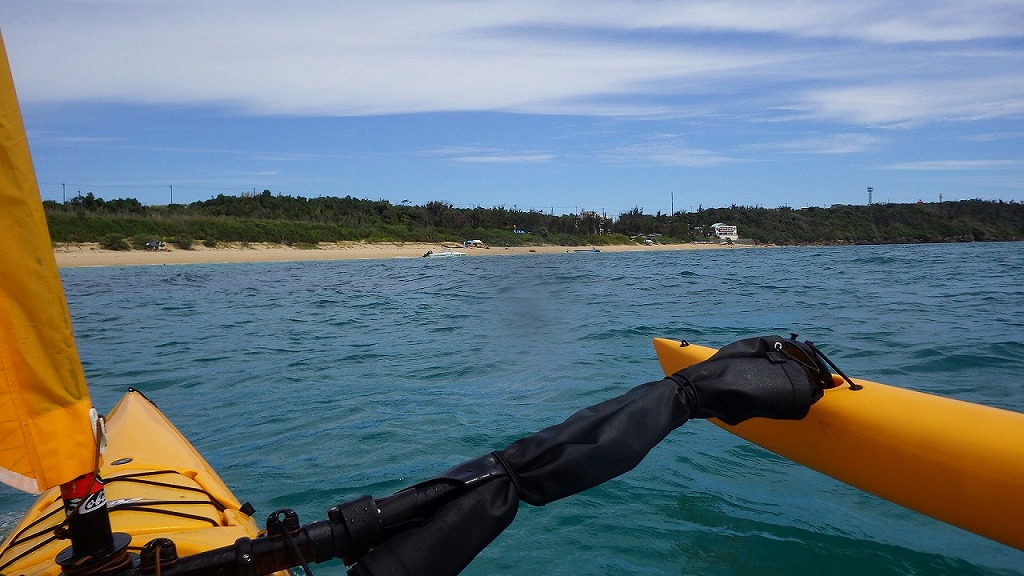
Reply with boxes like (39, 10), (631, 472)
(653, 337), (1024, 551)
(0, 390), (288, 576)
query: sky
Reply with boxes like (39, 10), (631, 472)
(2, 1), (1022, 217)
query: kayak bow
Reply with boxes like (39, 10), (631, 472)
(0, 390), (291, 576)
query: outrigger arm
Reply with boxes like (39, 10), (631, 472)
(90, 337), (829, 576)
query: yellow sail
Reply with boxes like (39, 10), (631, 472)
(0, 32), (96, 493)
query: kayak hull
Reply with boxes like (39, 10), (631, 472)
(0, 390), (286, 576)
(653, 337), (1024, 551)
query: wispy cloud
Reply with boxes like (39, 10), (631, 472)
(803, 77), (1024, 126)
(883, 160), (1021, 170)
(965, 131), (1024, 142)
(747, 133), (883, 154)
(225, 170), (280, 178)
(430, 146), (554, 164)
(450, 153), (555, 164)
(48, 135), (119, 144)
(605, 135), (733, 166)
(4, 1), (1021, 127)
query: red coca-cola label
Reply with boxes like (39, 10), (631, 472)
(61, 472), (106, 516)
(61, 472), (102, 499)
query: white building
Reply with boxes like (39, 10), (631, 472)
(710, 223), (738, 241)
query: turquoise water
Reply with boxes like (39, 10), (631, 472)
(3, 242), (1024, 575)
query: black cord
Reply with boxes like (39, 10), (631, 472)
(279, 518), (314, 576)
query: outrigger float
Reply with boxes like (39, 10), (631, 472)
(653, 338), (1024, 552)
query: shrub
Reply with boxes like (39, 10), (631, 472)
(173, 234), (194, 250)
(203, 238), (218, 248)
(131, 234), (160, 250)
(99, 233), (130, 251)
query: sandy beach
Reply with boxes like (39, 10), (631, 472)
(53, 241), (746, 268)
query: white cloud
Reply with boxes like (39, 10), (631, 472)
(430, 146), (554, 164)
(807, 73), (1024, 125)
(747, 133), (882, 154)
(449, 153), (555, 164)
(965, 131), (1024, 142)
(2, 0), (1022, 127)
(451, 154), (554, 164)
(605, 136), (733, 166)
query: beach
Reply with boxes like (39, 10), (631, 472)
(52, 241), (744, 268)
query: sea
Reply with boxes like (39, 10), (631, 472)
(2, 242), (1023, 575)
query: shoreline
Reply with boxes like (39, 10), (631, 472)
(53, 241), (751, 268)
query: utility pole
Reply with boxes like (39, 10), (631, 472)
(170, 185), (173, 205)
(62, 183), (66, 203)
(671, 192), (674, 215)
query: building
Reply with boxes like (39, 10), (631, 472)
(710, 223), (738, 241)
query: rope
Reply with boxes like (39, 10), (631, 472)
(0, 506), (64, 553)
(154, 542), (162, 576)
(803, 340), (863, 390)
(47, 412), (108, 543)
(104, 472), (228, 511)
(0, 536), (59, 573)
(106, 505), (221, 528)
(282, 527), (314, 576)
(59, 546), (132, 576)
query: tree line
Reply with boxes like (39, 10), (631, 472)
(44, 191), (1024, 249)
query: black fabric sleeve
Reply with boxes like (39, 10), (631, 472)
(498, 377), (692, 506)
(348, 378), (692, 576)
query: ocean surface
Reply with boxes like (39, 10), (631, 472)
(3, 242), (1024, 575)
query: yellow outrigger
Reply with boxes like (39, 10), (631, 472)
(654, 337), (1024, 551)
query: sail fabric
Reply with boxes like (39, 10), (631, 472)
(0, 32), (96, 494)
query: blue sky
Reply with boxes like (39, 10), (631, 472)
(2, 1), (1022, 217)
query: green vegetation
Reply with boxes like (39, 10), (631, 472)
(173, 234), (195, 250)
(45, 191), (1024, 248)
(98, 233), (130, 251)
(615, 201), (1024, 245)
